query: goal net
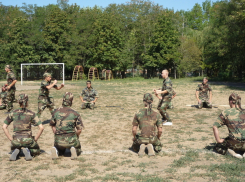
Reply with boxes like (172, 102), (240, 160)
(21, 63), (65, 85)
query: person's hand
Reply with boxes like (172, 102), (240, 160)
(61, 83), (64, 87)
(198, 99), (202, 104)
(6, 86), (10, 90)
(91, 101), (95, 103)
(53, 80), (57, 84)
(82, 101), (86, 103)
(159, 96), (162, 100)
(132, 138), (136, 141)
(209, 100), (212, 104)
(218, 138), (224, 143)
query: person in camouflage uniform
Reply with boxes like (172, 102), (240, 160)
(37, 73), (64, 118)
(80, 80), (99, 110)
(50, 92), (84, 160)
(5, 65), (17, 112)
(168, 89), (176, 109)
(196, 77), (212, 109)
(2, 94), (44, 161)
(132, 93), (163, 156)
(153, 69), (173, 125)
(0, 84), (8, 110)
(213, 93), (245, 159)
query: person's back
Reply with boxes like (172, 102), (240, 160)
(2, 94), (44, 161)
(50, 92), (84, 160)
(132, 93), (163, 156)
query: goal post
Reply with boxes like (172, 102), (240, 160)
(21, 63), (65, 85)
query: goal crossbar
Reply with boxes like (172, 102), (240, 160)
(21, 63), (65, 85)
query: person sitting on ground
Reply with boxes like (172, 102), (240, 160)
(132, 93), (163, 156)
(196, 77), (212, 109)
(2, 94), (44, 161)
(50, 92), (84, 160)
(80, 80), (99, 110)
(213, 93), (245, 159)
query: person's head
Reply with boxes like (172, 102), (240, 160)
(62, 92), (73, 106)
(18, 94), (28, 108)
(203, 77), (208, 84)
(229, 93), (241, 109)
(5, 65), (12, 72)
(143, 93), (153, 107)
(43, 73), (52, 82)
(86, 80), (92, 88)
(161, 69), (169, 79)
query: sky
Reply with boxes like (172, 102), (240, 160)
(0, 0), (211, 11)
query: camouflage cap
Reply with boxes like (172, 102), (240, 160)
(62, 92), (73, 106)
(5, 65), (12, 70)
(43, 72), (52, 78)
(143, 93), (153, 103)
(18, 94), (28, 107)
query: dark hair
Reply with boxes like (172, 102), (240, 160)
(86, 80), (91, 84)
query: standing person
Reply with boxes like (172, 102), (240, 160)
(132, 93), (163, 156)
(80, 80), (99, 110)
(153, 69), (173, 125)
(5, 65), (17, 112)
(0, 84), (8, 110)
(196, 77), (212, 109)
(213, 93), (245, 159)
(37, 73), (64, 118)
(2, 94), (44, 161)
(50, 92), (84, 160)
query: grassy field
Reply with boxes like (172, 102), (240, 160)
(1, 77), (245, 182)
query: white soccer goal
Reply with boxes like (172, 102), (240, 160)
(21, 63), (65, 85)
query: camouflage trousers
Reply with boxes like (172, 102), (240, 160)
(81, 102), (95, 110)
(198, 101), (212, 109)
(132, 134), (162, 153)
(168, 101), (174, 109)
(157, 97), (172, 122)
(11, 135), (40, 156)
(214, 136), (245, 155)
(54, 133), (81, 156)
(6, 89), (15, 111)
(0, 92), (7, 110)
(37, 96), (56, 118)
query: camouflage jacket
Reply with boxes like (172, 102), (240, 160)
(50, 106), (84, 135)
(6, 71), (16, 90)
(213, 108), (245, 140)
(161, 77), (173, 98)
(4, 108), (42, 136)
(196, 83), (212, 101)
(132, 108), (162, 138)
(39, 80), (57, 97)
(80, 87), (99, 102)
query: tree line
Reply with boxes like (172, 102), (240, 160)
(0, 0), (244, 80)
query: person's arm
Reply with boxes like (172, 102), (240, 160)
(209, 91), (212, 103)
(92, 97), (98, 103)
(157, 127), (162, 139)
(7, 80), (17, 90)
(35, 124), (44, 141)
(196, 90), (200, 103)
(153, 89), (163, 99)
(54, 83), (64, 90)
(155, 90), (168, 95)
(46, 80), (58, 89)
(213, 126), (224, 143)
(80, 96), (86, 103)
(132, 126), (137, 141)
(51, 126), (56, 134)
(2, 123), (13, 141)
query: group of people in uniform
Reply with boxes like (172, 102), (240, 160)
(1, 66), (245, 160)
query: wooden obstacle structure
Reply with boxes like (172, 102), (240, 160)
(88, 67), (99, 81)
(72, 65), (84, 81)
(101, 69), (113, 81)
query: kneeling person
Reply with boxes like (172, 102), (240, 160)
(213, 93), (245, 158)
(196, 77), (212, 109)
(80, 80), (98, 110)
(2, 94), (44, 161)
(132, 93), (163, 156)
(50, 92), (84, 160)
